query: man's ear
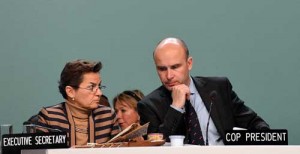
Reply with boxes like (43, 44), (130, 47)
(65, 86), (75, 99)
(187, 56), (193, 70)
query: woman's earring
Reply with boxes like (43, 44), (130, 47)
(137, 115), (140, 123)
(72, 97), (75, 101)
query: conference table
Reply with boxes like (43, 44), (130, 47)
(22, 144), (300, 154)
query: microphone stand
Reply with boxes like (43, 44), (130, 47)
(23, 122), (62, 133)
(205, 91), (216, 146)
(205, 102), (213, 146)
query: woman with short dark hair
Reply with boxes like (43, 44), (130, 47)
(36, 59), (119, 146)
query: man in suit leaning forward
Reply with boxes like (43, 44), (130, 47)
(137, 37), (269, 145)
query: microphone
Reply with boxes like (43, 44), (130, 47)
(205, 90), (217, 146)
(23, 121), (62, 133)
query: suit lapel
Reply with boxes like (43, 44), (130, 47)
(192, 77), (225, 138)
(159, 86), (172, 105)
(156, 86), (173, 119)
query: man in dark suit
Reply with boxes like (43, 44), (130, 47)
(137, 37), (269, 145)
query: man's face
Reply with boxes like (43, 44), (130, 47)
(154, 43), (192, 91)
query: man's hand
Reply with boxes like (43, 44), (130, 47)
(171, 84), (191, 109)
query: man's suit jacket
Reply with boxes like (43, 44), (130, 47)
(137, 76), (269, 144)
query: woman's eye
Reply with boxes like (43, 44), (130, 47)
(87, 85), (94, 90)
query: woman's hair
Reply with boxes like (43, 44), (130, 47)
(113, 89), (144, 111)
(58, 59), (102, 99)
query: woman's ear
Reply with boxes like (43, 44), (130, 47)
(65, 86), (75, 99)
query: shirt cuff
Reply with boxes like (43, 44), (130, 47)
(170, 105), (185, 113)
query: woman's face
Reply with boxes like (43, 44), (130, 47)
(72, 72), (102, 110)
(115, 102), (139, 130)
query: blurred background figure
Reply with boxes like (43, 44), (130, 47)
(99, 95), (111, 107)
(113, 90), (144, 130)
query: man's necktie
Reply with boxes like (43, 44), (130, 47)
(185, 100), (205, 145)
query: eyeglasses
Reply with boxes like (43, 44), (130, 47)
(73, 85), (106, 93)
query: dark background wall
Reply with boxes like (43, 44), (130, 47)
(1, 0), (299, 144)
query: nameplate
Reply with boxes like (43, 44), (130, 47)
(1, 132), (68, 154)
(224, 129), (288, 145)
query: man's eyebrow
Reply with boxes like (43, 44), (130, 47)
(171, 64), (181, 67)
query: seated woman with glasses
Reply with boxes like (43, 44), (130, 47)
(113, 90), (144, 130)
(35, 59), (119, 147)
